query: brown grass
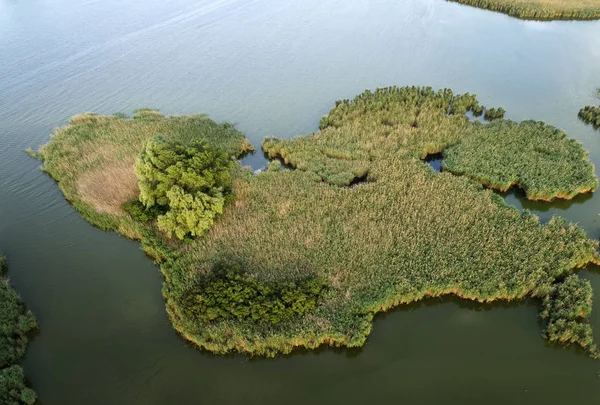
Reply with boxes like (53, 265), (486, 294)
(76, 159), (138, 215)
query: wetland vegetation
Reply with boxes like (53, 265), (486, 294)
(579, 90), (600, 128)
(0, 252), (37, 405)
(38, 86), (600, 357)
(449, 0), (600, 20)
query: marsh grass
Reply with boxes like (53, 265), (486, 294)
(540, 275), (598, 358)
(0, 252), (37, 404)
(39, 88), (600, 357)
(449, 0), (600, 20)
(443, 120), (598, 200)
(579, 105), (600, 128)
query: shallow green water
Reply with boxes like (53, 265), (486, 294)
(1, 0), (600, 403)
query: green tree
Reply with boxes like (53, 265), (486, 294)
(134, 136), (232, 239)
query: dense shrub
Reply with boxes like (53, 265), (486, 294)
(0, 366), (36, 405)
(484, 107), (505, 120)
(0, 252), (37, 404)
(578, 105), (600, 127)
(122, 200), (165, 222)
(135, 136), (233, 239)
(540, 275), (598, 358)
(183, 265), (327, 324)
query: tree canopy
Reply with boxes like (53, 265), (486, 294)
(134, 136), (233, 239)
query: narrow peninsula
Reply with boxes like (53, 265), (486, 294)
(449, 0), (600, 20)
(38, 87), (600, 358)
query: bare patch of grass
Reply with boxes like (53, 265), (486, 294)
(76, 160), (139, 214)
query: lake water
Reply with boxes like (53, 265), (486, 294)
(1, 0), (600, 403)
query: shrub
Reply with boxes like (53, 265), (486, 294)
(122, 199), (165, 222)
(135, 136), (233, 239)
(540, 275), (598, 358)
(183, 265), (327, 325)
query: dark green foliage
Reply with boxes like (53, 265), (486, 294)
(0, 252), (37, 404)
(484, 107), (505, 120)
(578, 105), (600, 127)
(122, 199), (165, 222)
(0, 366), (36, 405)
(183, 265), (327, 325)
(540, 275), (598, 358)
(449, 0), (600, 21)
(135, 136), (233, 239)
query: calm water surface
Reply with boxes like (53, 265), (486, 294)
(1, 0), (600, 403)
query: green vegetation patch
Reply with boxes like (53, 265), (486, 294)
(579, 106), (600, 127)
(0, 252), (37, 404)
(39, 88), (600, 357)
(135, 136), (233, 240)
(443, 120), (598, 200)
(183, 265), (327, 324)
(540, 275), (598, 358)
(449, 0), (600, 20)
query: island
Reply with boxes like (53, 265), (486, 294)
(449, 0), (600, 20)
(0, 252), (37, 405)
(38, 86), (599, 358)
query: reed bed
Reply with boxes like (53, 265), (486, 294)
(449, 0), (600, 20)
(443, 120), (598, 200)
(579, 105), (600, 128)
(39, 87), (600, 357)
(0, 252), (37, 404)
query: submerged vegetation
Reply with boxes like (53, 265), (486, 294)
(39, 87), (600, 357)
(0, 252), (37, 404)
(449, 0), (600, 20)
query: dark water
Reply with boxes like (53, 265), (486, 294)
(2, 0), (600, 403)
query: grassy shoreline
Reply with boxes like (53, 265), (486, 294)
(449, 0), (600, 20)
(38, 88), (600, 357)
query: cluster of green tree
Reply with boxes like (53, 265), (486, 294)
(448, 0), (600, 21)
(578, 105), (600, 127)
(540, 275), (598, 358)
(0, 253), (37, 404)
(39, 89), (600, 357)
(183, 265), (327, 324)
(131, 136), (233, 240)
